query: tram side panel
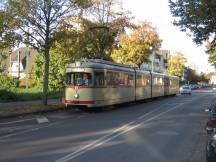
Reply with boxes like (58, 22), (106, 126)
(164, 76), (170, 96)
(151, 73), (165, 98)
(135, 71), (151, 101)
(101, 70), (135, 106)
(169, 77), (179, 95)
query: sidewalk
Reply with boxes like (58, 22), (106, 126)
(0, 99), (61, 110)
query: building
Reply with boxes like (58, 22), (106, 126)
(140, 50), (169, 73)
(209, 72), (216, 84)
(6, 47), (38, 79)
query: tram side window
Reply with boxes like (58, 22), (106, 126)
(95, 72), (105, 86)
(106, 71), (113, 86)
(153, 77), (157, 85)
(128, 74), (134, 86)
(136, 75), (142, 86)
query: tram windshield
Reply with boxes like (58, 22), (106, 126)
(66, 72), (92, 86)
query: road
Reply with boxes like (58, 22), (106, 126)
(0, 89), (215, 162)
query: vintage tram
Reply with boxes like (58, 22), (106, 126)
(64, 59), (179, 108)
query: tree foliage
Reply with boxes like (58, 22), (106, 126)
(111, 21), (161, 67)
(166, 52), (187, 77)
(4, 0), (90, 105)
(61, 0), (133, 60)
(31, 0), (133, 91)
(207, 45), (216, 68)
(0, 72), (16, 90)
(184, 68), (209, 84)
(169, 0), (216, 49)
(32, 49), (69, 91)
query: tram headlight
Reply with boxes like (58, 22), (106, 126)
(74, 93), (79, 99)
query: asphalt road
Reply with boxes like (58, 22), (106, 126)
(0, 89), (215, 162)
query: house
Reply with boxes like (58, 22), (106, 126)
(6, 47), (38, 79)
(209, 72), (216, 84)
(140, 50), (169, 73)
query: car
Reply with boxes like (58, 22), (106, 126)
(206, 130), (216, 162)
(212, 85), (216, 93)
(206, 104), (216, 129)
(205, 105), (216, 162)
(180, 85), (191, 95)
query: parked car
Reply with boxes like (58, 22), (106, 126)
(206, 130), (216, 162)
(206, 125), (216, 162)
(212, 85), (216, 93)
(180, 85), (191, 95)
(206, 104), (216, 128)
(205, 105), (216, 162)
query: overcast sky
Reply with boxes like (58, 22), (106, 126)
(122, 0), (215, 73)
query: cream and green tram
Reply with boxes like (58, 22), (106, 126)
(64, 60), (136, 108)
(151, 72), (165, 97)
(164, 75), (179, 96)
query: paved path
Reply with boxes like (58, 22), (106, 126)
(0, 99), (60, 109)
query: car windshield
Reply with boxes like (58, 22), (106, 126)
(66, 72), (92, 86)
(182, 86), (189, 89)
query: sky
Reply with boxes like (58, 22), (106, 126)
(122, 0), (215, 73)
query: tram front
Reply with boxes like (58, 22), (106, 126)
(64, 62), (96, 108)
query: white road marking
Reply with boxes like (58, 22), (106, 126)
(0, 118), (35, 125)
(54, 103), (185, 162)
(55, 95), (206, 162)
(0, 123), (57, 141)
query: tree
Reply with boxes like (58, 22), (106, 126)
(186, 68), (200, 84)
(5, 0), (89, 105)
(32, 0), (134, 90)
(199, 72), (210, 83)
(111, 21), (161, 67)
(33, 49), (69, 91)
(169, 0), (216, 49)
(207, 45), (216, 68)
(62, 0), (133, 60)
(166, 52), (187, 78)
(0, 3), (21, 58)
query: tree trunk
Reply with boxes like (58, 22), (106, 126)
(42, 42), (50, 105)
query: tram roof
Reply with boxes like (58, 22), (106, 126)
(66, 59), (133, 70)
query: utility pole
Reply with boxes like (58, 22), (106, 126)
(9, 49), (12, 75)
(17, 50), (20, 87)
(25, 48), (30, 89)
(25, 29), (30, 89)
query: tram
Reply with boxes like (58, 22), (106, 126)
(64, 59), (179, 108)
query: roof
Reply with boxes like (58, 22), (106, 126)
(66, 59), (134, 72)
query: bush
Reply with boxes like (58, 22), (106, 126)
(0, 89), (17, 102)
(19, 77), (35, 88)
(0, 72), (16, 90)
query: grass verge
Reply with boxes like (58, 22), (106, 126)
(0, 88), (63, 102)
(0, 103), (65, 118)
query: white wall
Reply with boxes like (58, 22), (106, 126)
(8, 61), (26, 79)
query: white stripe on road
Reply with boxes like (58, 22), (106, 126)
(0, 123), (57, 140)
(54, 102), (185, 162)
(55, 95), (205, 162)
(0, 118), (35, 125)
